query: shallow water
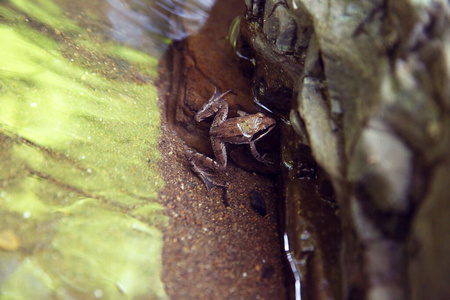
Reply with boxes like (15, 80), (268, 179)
(105, 0), (215, 53)
(0, 0), (215, 299)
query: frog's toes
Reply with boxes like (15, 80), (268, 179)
(259, 154), (273, 166)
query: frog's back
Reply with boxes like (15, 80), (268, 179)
(210, 117), (251, 144)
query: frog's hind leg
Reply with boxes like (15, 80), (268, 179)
(236, 110), (249, 117)
(195, 88), (231, 122)
(210, 104), (229, 169)
(211, 138), (227, 170)
(185, 150), (227, 191)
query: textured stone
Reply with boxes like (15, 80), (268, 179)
(239, 0), (450, 299)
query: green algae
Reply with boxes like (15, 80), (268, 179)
(109, 45), (159, 77)
(1, 201), (166, 299)
(0, 1), (168, 299)
(10, 0), (80, 33)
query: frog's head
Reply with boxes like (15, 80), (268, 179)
(257, 113), (276, 129)
(249, 113), (276, 141)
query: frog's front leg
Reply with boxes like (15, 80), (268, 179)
(249, 142), (271, 165)
(249, 123), (275, 165)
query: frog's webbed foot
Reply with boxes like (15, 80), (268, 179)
(249, 142), (273, 166)
(185, 150), (228, 191)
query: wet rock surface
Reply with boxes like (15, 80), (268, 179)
(236, 0), (450, 299)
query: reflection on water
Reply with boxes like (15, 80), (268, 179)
(106, 0), (215, 53)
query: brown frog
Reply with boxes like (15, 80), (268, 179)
(185, 88), (276, 190)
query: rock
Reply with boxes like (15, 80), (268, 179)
(237, 0), (450, 299)
(249, 190), (267, 216)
